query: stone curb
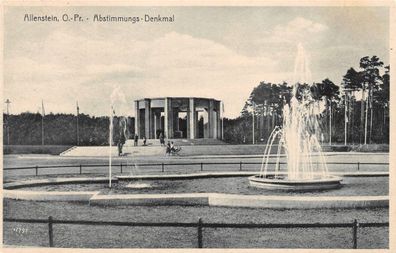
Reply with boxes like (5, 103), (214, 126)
(4, 177), (119, 189)
(89, 193), (209, 206)
(117, 172), (256, 180)
(3, 189), (99, 202)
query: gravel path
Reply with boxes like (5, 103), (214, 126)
(4, 153), (389, 181)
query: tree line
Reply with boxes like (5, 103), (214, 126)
(3, 112), (134, 146)
(224, 55), (389, 145)
(3, 55), (389, 146)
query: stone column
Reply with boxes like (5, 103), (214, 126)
(208, 100), (214, 138)
(135, 100), (140, 137)
(188, 98), (196, 139)
(216, 102), (221, 140)
(164, 98), (173, 139)
(144, 99), (151, 139)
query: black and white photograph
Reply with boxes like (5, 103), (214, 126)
(2, 1), (394, 251)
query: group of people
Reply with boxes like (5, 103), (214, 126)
(159, 132), (181, 155)
(133, 134), (146, 146)
(133, 133), (181, 155)
(165, 141), (181, 155)
(125, 132), (181, 156)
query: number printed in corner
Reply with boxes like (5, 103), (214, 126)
(12, 226), (29, 235)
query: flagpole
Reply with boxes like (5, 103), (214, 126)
(41, 100), (45, 146)
(76, 101), (79, 146)
(252, 102), (255, 145)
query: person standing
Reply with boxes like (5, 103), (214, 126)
(134, 134), (138, 146)
(170, 141), (175, 152)
(165, 141), (171, 156)
(118, 132), (126, 156)
(159, 132), (165, 146)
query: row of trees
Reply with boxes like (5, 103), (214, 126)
(224, 56), (389, 145)
(3, 55), (389, 146)
(342, 56), (389, 144)
(3, 112), (134, 146)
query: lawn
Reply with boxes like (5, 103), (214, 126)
(3, 199), (388, 248)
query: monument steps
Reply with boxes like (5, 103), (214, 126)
(60, 146), (165, 157)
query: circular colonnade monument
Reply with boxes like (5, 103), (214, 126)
(134, 97), (222, 140)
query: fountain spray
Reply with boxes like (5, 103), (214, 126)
(249, 43), (342, 190)
(109, 86), (126, 188)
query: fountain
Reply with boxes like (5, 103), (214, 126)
(108, 91), (152, 190)
(248, 44), (342, 191)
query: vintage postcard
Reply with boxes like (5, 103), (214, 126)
(1, 0), (394, 252)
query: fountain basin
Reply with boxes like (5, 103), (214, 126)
(248, 175), (343, 191)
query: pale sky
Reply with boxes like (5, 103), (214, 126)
(4, 6), (389, 118)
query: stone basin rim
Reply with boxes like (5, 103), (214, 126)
(248, 175), (343, 184)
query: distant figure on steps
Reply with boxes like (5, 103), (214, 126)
(159, 132), (165, 146)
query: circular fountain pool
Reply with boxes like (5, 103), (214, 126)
(3, 173), (388, 209)
(248, 175), (343, 191)
(11, 175), (386, 196)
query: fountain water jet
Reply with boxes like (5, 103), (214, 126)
(108, 86), (152, 189)
(108, 86), (126, 188)
(249, 43), (342, 191)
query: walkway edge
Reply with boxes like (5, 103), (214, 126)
(3, 190), (389, 209)
(3, 190), (99, 202)
(88, 193), (388, 209)
(4, 177), (118, 189)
